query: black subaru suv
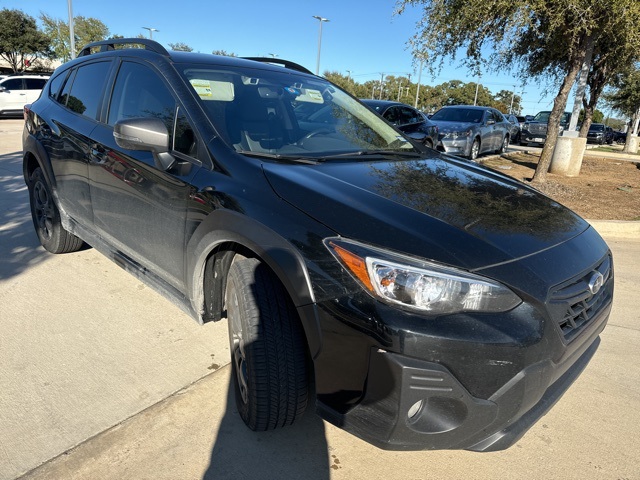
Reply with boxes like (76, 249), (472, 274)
(23, 39), (613, 452)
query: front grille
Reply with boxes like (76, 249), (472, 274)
(528, 124), (547, 135)
(549, 255), (613, 343)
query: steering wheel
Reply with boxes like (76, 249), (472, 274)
(300, 128), (333, 142)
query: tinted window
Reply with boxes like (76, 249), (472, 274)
(431, 108), (483, 123)
(383, 106), (401, 124)
(1, 78), (23, 90)
(48, 72), (67, 99)
(25, 78), (47, 89)
(66, 62), (111, 118)
(108, 61), (175, 131)
(174, 108), (197, 157)
(398, 106), (421, 125)
(58, 69), (76, 106)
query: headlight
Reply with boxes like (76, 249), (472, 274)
(443, 130), (471, 139)
(325, 238), (521, 315)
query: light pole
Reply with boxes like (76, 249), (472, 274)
(142, 27), (159, 40)
(414, 58), (424, 109)
(473, 79), (481, 106)
(312, 16), (329, 75)
(509, 84), (517, 114)
(67, 0), (75, 59)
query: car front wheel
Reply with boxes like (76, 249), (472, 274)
(28, 167), (84, 254)
(225, 256), (310, 431)
(468, 138), (480, 161)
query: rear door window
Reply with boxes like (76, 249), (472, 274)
(64, 61), (111, 119)
(25, 78), (47, 89)
(1, 78), (23, 90)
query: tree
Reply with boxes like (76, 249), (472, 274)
(212, 50), (237, 57)
(396, 0), (640, 183)
(0, 9), (51, 73)
(168, 42), (193, 52)
(40, 14), (109, 61)
(605, 66), (640, 152)
(575, 8), (640, 138)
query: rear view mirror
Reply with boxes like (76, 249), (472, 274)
(114, 117), (175, 170)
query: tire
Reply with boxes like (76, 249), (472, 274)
(28, 167), (84, 254)
(225, 257), (309, 431)
(468, 138), (480, 161)
(498, 135), (509, 154)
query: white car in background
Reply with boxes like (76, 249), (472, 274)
(0, 75), (49, 117)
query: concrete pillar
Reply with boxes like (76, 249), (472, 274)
(549, 136), (587, 176)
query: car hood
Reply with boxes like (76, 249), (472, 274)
(262, 153), (590, 270)
(431, 121), (477, 133)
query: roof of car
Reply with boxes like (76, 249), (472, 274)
(360, 99), (412, 109)
(440, 105), (492, 110)
(75, 39), (314, 76)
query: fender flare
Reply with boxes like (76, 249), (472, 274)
(186, 209), (322, 357)
(22, 134), (57, 190)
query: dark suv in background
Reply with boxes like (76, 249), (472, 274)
(521, 110), (572, 146)
(23, 39), (613, 452)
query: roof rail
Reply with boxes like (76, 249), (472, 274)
(241, 57), (314, 75)
(78, 38), (170, 57)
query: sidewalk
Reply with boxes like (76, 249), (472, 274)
(583, 145), (639, 162)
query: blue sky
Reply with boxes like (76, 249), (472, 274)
(4, 0), (560, 114)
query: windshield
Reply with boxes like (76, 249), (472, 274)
(180, 63), (414, 158)
(533, 111), (571, 124)
(430, 108), (483, 123)
(589, 124), (604, 131)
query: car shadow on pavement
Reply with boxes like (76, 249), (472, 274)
(0, 150), (50, 281)
(204, 378), (331, 479)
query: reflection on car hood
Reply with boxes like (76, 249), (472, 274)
(262, 152), (589, 270)
(430, 121), (477, 133)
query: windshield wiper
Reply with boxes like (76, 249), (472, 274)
(237, 150), (321, 164)
(318, 150), (424, 160)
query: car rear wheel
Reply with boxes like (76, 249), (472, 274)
(468, 138), (480, 161)
(498, 135), (509, 154)
(28, 167), (84, 254)
(225, 256), (310, 431)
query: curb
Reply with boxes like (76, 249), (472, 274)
(586, 220), (640, 239)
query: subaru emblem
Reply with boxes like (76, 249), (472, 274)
(588, 271), (605, 295)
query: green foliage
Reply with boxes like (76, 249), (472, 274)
(0, 8), (51, 72)
(211, 50), (238, 57)
(605, 66), (640, 118)
(40, 14), (109, 61)
(396, 0), (640, 182)
(324, 71), (522, 114)
(169, 42), (193, 52)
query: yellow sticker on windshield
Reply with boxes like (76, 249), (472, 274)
(189, 79), (235, 101)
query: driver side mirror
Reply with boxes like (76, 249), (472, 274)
(114, 117), (176, 171)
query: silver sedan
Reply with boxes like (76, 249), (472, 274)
(430, 105), (512, 160)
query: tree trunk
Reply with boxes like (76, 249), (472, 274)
(531, 41), (588, 184)
(622, 106), (640, 153)
(579, 61), (609, 137)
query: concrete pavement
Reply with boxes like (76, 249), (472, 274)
(2, 118), (640, 479)
(19, 236), (640, 480)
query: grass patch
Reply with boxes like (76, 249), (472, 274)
(593, 146), (640, 156)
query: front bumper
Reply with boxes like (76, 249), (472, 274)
(437, 136), (471, 156)
(521, 131), (547, 144)
(317, 303), (607, 451)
